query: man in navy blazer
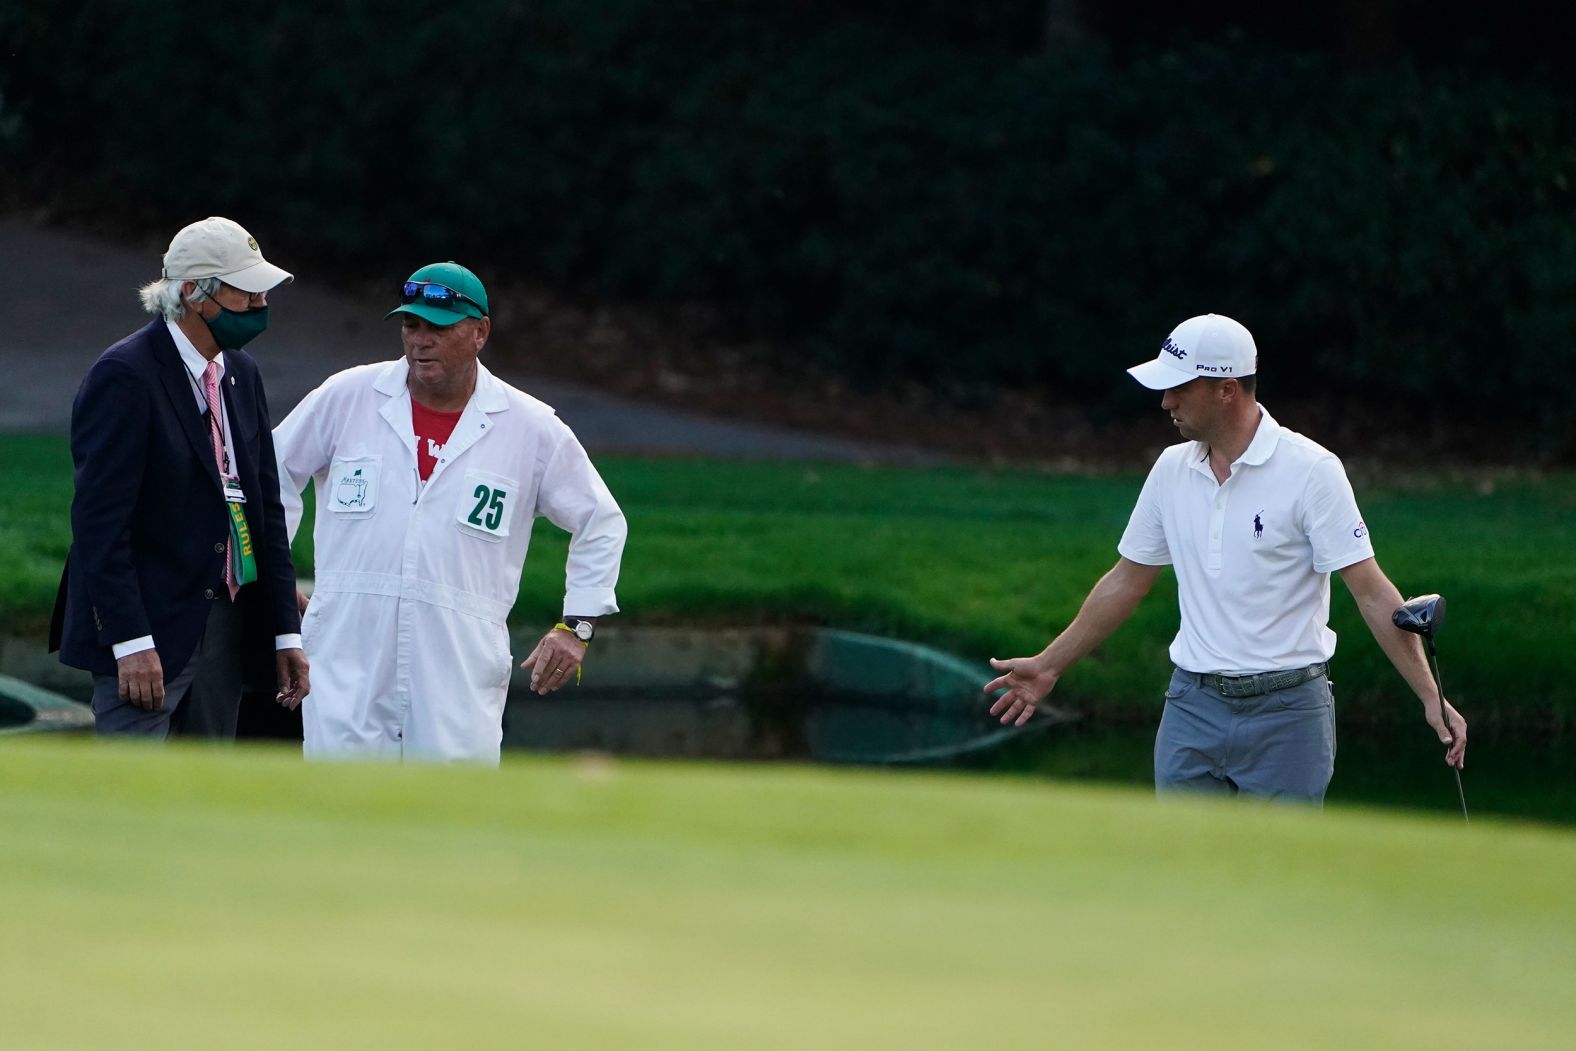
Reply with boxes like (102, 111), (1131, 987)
(50, 217), (309, 738)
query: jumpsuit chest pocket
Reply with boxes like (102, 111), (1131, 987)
(455, 469), (518, 542)
(327, 456), (380, 516)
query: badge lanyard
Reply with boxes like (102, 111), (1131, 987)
(193, 365), (258, 587)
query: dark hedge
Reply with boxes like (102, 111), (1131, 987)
(3, 1), (1573, 457)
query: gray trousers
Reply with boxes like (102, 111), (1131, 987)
(91, 598), (245, 740)
(1154, 667), (1336, 805)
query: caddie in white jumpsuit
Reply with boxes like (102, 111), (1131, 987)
(273, 261), (626, 763)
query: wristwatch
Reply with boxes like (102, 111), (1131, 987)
(561, 617), (595, 642)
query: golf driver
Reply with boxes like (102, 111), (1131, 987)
(1392, 593), (1468, 822)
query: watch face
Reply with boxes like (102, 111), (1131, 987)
(572, 620), (594, 640)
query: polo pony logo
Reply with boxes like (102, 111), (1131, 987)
(1253, 511), (1264, 539)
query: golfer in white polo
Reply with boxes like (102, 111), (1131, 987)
(985, 314), (1467, 803)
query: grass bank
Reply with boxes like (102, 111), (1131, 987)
(4, 435), (1573, 722)
(2, 739), (1572, 1049)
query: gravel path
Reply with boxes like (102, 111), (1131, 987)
(1, 219), (943, 464)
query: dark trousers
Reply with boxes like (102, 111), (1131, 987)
(91, 598), (244, 740)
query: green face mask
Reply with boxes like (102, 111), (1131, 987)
(204, 304), (270, 350)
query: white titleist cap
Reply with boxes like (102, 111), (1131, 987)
(1127, 313), (1257, 390)
(162, 217), (293, 293)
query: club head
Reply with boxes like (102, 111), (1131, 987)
(1393, 594), (1446, 639)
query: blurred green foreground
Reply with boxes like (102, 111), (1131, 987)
(2, 740), (1572, 1049)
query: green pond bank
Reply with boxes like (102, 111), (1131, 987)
(6, 434), (1572, 725)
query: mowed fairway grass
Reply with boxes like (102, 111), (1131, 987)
(3, 739), (1574, 1049)
(3, 434), (1574, 719)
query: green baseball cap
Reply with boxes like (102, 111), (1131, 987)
(385, 261), (490, 326)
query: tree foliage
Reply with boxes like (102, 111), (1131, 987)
(4, 1), (1573, 456)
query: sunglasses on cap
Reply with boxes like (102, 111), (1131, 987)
(400, 281), (487, 316)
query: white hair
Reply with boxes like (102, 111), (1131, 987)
(138, 275), (218, 319)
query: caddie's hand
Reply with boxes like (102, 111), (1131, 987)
(520, 627), (587, 695)
(117, 649), (166, 711)
(296, 588), (310, 616)
(1425, 696), (1467, 770)
(276, 648), (310, 710)
(985, 655), (1059, 727)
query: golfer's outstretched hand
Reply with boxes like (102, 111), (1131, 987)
(985, 656), (1059, 726)
(521, 627), (587, 696)
(1425, 697), (1468, 770)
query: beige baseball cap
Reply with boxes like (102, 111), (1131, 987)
(1127, 313), (1257, 390)
(161, 217), (293, 293)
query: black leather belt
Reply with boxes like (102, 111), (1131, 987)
(1195, 662), (1327, 699)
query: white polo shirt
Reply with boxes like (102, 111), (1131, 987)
(1117, 406), (1374, 675)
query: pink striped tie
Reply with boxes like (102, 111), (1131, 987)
(204, 361), (238, 601)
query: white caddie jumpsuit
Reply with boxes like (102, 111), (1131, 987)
(273, 359), (626, 762)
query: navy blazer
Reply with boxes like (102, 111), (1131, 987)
(50, 319), (301, 680)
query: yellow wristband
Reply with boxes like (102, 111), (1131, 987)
(553, 623), (585, 685)
(553, 622), (590, 645)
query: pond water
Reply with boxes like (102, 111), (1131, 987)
(6, 635), (1568, 826)
(507, 682), (1576, 826)
(970, 717), (1576, 827)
